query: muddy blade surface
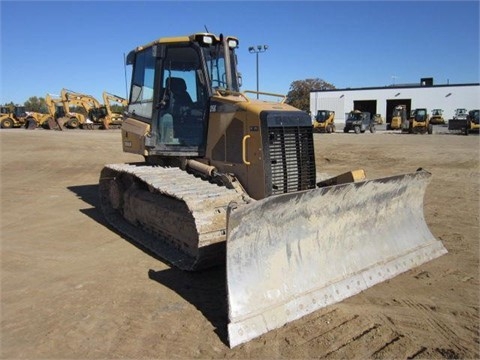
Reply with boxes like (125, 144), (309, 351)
(226, 170), (447, 348)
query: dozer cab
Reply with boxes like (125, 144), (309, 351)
(98, 33), (447, 348)
(313, 110), (335, 133)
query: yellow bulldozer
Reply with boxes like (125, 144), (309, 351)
(312, 110), (335, 133)
(98, 33), (447, 348)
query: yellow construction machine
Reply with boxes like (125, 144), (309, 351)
(60, 89), (126, 129)
(0, 105), (49, 129)
(101, 91), (127, 129)
(373, 114), (384, 124)
(44, 94), (69, 129)
(466, 109), (480, 133)
(98, 33), (447, 348)
(23, 111), (52, 129)
(449, 109), (479, 135)
(1, 105), (27, 128)
(429, 109), (445, 125)
(61, 88), (101, 128)
(408, 108), (433, 134)
(312, 110), (335, 133)
(388, 104), (408, 131)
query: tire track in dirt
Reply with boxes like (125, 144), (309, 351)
(279, 308), (409, 359)
(377, 297), (479, 359)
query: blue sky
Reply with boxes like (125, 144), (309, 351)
(1, 1), (479, 105)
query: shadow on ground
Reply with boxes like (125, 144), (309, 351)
(67, 184), (229, 345)
(148, 266), (229, 345)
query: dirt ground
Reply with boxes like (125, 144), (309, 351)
(1, 127), (478, 359)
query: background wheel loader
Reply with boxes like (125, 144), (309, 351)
(98, 32), (447, 348)
(0, 105), (49, 129)
(449, 109), (479, 135)
(1, 105), (27, 128)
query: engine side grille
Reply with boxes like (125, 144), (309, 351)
(268, 126), (316, 195)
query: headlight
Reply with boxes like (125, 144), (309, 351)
(201, 36), (213, 45)
(227, 39), (238, 49)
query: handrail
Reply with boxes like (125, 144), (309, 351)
(242, 90), (287, 103)
(242, 135), (251, 165)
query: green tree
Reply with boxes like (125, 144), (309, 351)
(286, 78), (335, 113)
(69, 106), (87, 116)
(110, 104), (126, 113)
(24, 96), (47, 113)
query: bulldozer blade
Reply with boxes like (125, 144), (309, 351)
(226, 169), (447, 348)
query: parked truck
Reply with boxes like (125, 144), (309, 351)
(343, 110), (375, 133)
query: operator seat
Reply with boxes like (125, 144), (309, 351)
(166, 77), (193, 116)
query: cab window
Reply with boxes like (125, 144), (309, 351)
(129, 47), (155, 119)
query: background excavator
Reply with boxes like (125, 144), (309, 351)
(61, 89), (127, 129)
(60, 88), (101, 128)
(98, 32), (447, 348)
(45, 94), (69, 129)
(101, 91), (127, 129)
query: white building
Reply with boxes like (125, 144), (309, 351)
(310, 79), (479, 124)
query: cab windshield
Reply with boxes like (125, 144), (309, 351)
(201, 45), (239, 92)
(348, 113), (362, 121)
(315, 111), (328, 122)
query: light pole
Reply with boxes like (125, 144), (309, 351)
(248, 45), (268, 99)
